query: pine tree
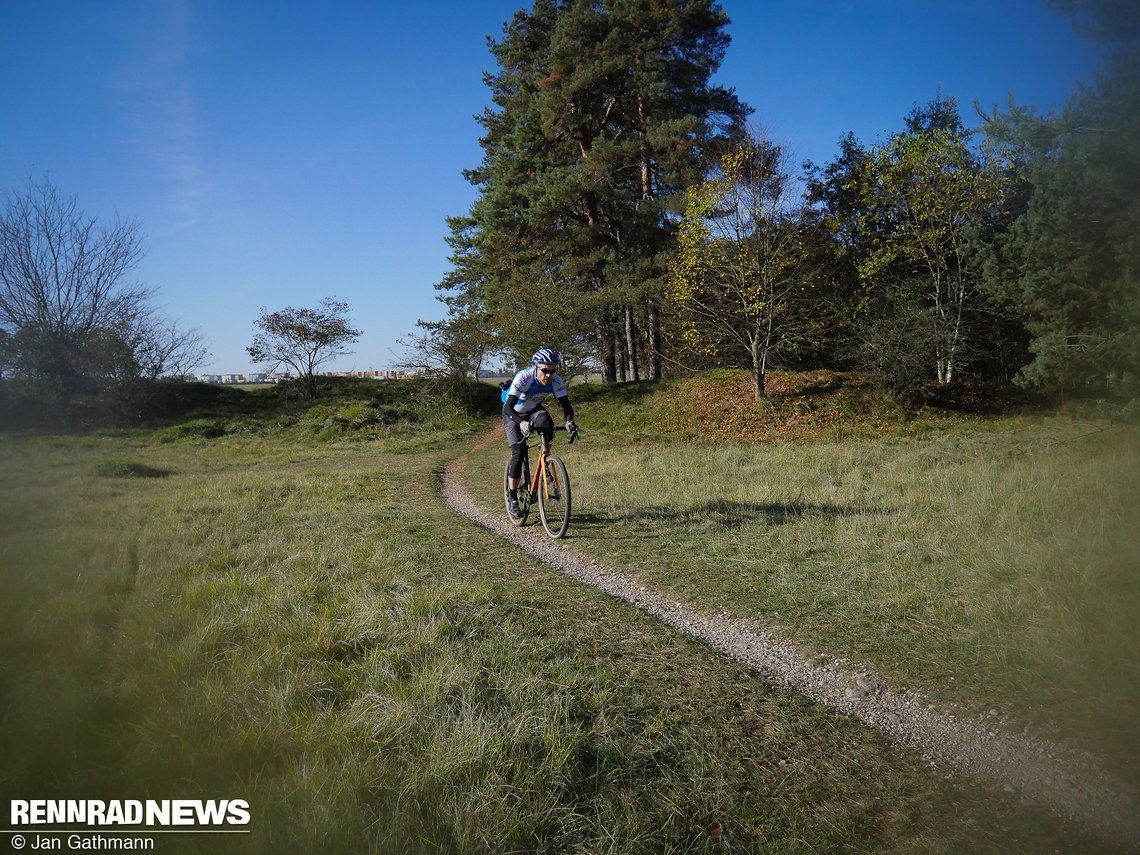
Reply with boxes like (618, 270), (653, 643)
(980, 7), (1140, 401)
(437, 0), (750, 381)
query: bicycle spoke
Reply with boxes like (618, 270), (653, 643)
(538, 455), (571, 538)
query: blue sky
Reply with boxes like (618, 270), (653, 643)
(2, 1), (1103, 374)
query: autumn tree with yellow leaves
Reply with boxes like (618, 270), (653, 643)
(669, 133), (838, 399)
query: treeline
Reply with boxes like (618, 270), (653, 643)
(422, 0), (1139, 409)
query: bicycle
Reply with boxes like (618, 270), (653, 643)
(504, 423), (577, 538)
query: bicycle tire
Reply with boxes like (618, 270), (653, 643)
(504, 456), (530, 526)
(538, 454), (571, 539)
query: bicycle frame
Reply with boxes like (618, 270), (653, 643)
(507, 423), (575, 539)
(521, 425), (568, 504)
(527, 440), (559, 503)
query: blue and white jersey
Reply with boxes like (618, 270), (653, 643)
(502, 366), (568, 415)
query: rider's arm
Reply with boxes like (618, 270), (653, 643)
(556, 395), (575, 421)
(503, 395), (526, 425)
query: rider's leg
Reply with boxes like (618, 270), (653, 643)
(504, 415), (526, 493)
(507, 442), (526, 486)
(508, 444), (524, 492)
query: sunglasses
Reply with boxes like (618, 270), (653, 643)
(536, 365), (556, 375)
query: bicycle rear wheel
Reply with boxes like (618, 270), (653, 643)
(504, 456), (530, 526)
(538, 454), (571, 538)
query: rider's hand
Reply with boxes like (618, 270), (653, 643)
(565, 419), (578, 439)
(519, 420), (531, 438)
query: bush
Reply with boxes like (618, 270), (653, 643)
(155, 419), (227, 442)
(850, 304), (938, 403)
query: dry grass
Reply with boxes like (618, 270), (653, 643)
(465, 380), (1140, 795)
(0, 397), (1123, 852)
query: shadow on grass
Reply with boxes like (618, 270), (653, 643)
(92, 460), (174, 478)
(776, 370), (849, 398)
(575, 499), (892, 531)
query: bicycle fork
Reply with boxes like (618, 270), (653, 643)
(529, 446), (560, 503)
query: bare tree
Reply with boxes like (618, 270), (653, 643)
(115, 303), (210, 380)
(247, 298), (361, 396)
(395, 314), (497, 413)
(0, 178), (149, 400)
(0, 329), (12, 380)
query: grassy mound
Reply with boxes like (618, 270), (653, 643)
(0, 375), (503, 437)
(572, 369), (959, 443)
(136, 376), (500, 443)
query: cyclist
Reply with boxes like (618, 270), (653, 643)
(502, 348), (578, 519)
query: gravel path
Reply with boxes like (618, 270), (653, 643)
(442, 431), (1140, 849)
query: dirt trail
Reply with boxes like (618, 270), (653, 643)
(442, 430), (1140, 849)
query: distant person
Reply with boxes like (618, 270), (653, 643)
(502, 348), (578, 519)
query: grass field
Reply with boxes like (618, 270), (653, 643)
(465, 372), (1140, 793)
(0, 375), (1131, 852)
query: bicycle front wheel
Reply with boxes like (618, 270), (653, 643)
(538, 454), (571, 538)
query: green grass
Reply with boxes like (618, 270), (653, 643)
(0, 376), (1125, 852)
(465, 372), (1140, 793)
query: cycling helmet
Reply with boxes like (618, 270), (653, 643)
(531, 348), (561, 366)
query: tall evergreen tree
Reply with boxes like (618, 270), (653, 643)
(437, 0), (750, 382)
(980, 4), (1139, 401)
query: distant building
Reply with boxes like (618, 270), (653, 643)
(316, 369), (416, 380)
(196, 368), (414, 384)
(198, 372), (278, 384)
